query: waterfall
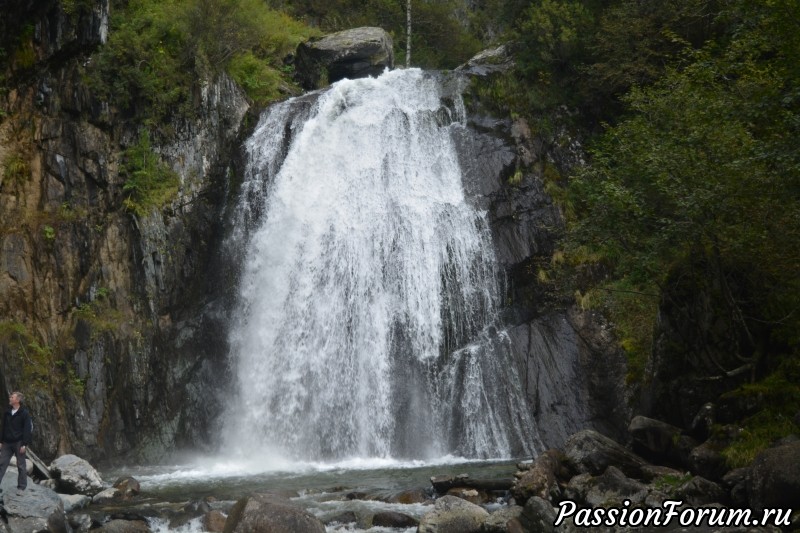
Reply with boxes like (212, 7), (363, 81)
(225, 69), (538, 461)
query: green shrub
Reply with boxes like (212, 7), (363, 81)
(722, 359), (800, 467)
(121, 130), (180, 216)
(42, 225), (55, 241)
(228, 52), (283, 105)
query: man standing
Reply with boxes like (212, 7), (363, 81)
(0, 391), (33, 491)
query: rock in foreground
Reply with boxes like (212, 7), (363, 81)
(223, 493), (325, 533)
(1, 474), (68, 533)
(49, 454), (105, 495)
(417, 495), (489, 533)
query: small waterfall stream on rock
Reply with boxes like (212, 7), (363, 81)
(224, 68), (538, 465)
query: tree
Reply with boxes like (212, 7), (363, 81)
(567, 0), (800, 374)
(406, 0), (411, 67)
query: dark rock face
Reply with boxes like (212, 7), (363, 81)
(642, 261), (757, 428)
(748, 440), (800, 512)
(454, 74), (632, 449)
(453, 64), (631, 449)
(563, 430), (648, 478)
(506, 316), (589, 449)
(0, 1), (249, 462)
(223, 494), (325, 533)
(503, 311), (629, 449)
(294, 27), (394, 90)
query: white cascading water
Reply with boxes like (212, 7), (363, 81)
(225, 69), (538, 462)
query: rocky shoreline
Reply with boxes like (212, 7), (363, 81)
(3, 411), (797, 533)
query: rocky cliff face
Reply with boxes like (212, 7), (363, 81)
(1, 4), (631, 463)
(452, 56), (633, 448)
(0, 0), (249, 462)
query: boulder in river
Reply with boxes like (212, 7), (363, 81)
(113, 476), (140, 499)
(204, 510), (227, 532)
(417, 495), (489, 533)
(92, 487), (121, 504)
(93, 519), (150, 532)
(223, 493), (325, 533)
(49, 454), (105, 495)
(371, 510), (418, 528)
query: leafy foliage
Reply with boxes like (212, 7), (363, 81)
(721, 358), (800, 467)
(568, 0), (800, 352)
(87, 0), (317, 122)
(502, 0), (727, 122)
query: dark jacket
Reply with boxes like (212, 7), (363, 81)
(1, 406), (33, 445)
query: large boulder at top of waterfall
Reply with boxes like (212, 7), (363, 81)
(294, 27), (394, 90)
(417, 495), (489, 533)
(1, 474), (69, 533)
(49, 454), (105, 495)
(223, 493), (325, 533)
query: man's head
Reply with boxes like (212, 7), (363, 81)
(8, 392), (22, 408)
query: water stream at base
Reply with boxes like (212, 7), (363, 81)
(101, 458), (519, 533)
(223, 68), (539, 463)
